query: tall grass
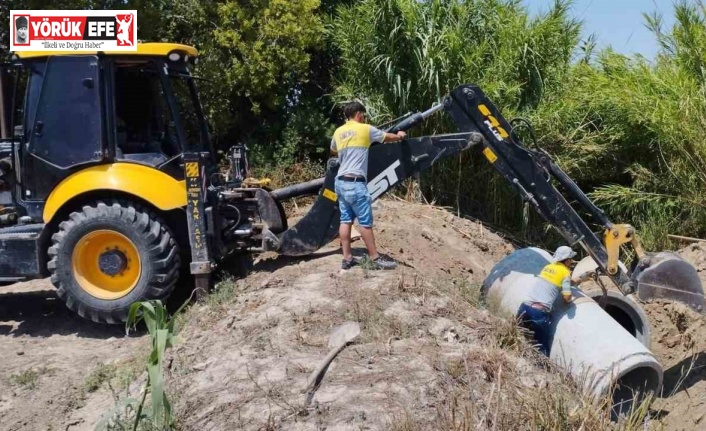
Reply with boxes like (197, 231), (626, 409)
(330, 0), (579, 124)
(532, 1), (706, 249)
(329, 0), (584, 246)
(330, 0), (706, 250)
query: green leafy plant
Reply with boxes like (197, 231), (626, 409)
(127, 300), (182, 430)
(95, 300), (184, 431)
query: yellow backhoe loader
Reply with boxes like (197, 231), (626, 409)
(0, 43), (701, 324)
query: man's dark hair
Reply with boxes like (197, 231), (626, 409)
(16, 16), (28, 29)
(343, 101), (366, 120)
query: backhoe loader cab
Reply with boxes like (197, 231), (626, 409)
(0, 44), (221, 323)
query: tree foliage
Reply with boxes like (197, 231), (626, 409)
(148, 0), (328, 161)
(329, 0), (582, 244)
(2, 0), (332, 163)
(6, 0), (706, 248)
(330, 0), (580, 122)
(525, 0), (706, 248)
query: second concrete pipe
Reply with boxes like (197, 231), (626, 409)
(482, 247), (662, 416)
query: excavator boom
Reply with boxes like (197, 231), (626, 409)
(268, 84), (704, 312)
(450, 85), (703, 312)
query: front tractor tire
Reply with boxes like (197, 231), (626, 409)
(48, 200), (181, 324)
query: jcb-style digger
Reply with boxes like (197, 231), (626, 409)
(0, 43), (702, 324)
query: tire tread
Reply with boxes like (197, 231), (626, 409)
(47, 200), (180, 324)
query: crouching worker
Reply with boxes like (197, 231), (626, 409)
(516, 246), (594, 355)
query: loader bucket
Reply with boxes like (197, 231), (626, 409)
(632, 251), (704, 313)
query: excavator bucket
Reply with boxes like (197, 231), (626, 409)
(632, 251), (704, 313)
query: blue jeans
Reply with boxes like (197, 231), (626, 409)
(517, 303), (552, 355)
(334, 178), (373, 228)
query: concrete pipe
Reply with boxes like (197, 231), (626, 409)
(482, 247), (663, 417)
(571, 256), (652, 348)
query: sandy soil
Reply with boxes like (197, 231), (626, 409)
(642, 243), (706, 431)
(166, 199), (519, 430)
(1, 199), (705, 430)
(0, 280), (146, 431)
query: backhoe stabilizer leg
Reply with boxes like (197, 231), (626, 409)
(261, 227), (280, 252)
(184, 152), (214, 299)
(191, 266), (212, 302)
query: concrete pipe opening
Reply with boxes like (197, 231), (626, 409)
(583, 289), (652, 348)
(583, 289), (659, 417)
(610, 365), (662, 418)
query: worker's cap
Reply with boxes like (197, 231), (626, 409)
(15, 16), (28, 29)
(552, 245), (576, 262)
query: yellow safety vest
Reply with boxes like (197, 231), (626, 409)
(332, 120), (373, 151)
(538, 262), (571, 288)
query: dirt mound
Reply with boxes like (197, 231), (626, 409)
(676, 242), (706, 273)
(643, 300), (706, 430)
(163, 202), (706, 430)
(639, 244), (706, 430)
(3, 199), (706, 430)
(158, 200), (635, 430)
(167, 199), (521, 430)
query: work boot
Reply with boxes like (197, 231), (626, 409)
(371, 255), (397, 270)
(341, 257), (359, 270)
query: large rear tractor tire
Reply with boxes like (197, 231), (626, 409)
(48, 200), (181, 324)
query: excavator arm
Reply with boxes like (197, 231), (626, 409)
(267, 84), (704, 312)
(444, 85), (703, 312)
(444, 85), (635, 291)
(273, 129), (482, 256)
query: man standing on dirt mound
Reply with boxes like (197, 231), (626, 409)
(516, 246), (594, 355)
(330, 101), (406, 270)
